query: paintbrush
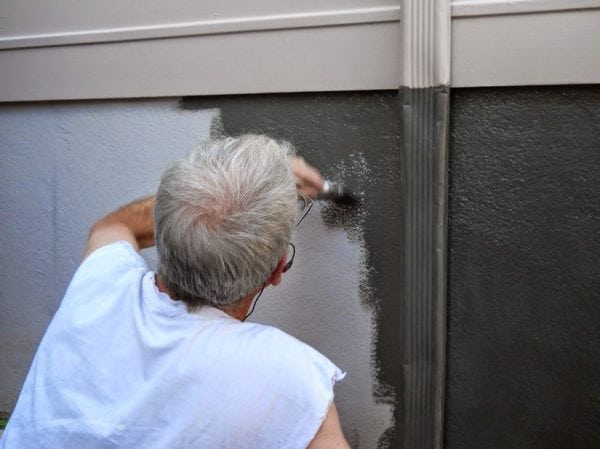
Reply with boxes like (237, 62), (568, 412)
(317, 180), (359, 205)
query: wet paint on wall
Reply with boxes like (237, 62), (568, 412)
(182, 92), (403, 448)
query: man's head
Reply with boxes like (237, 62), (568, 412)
(154, 135), (297, 309)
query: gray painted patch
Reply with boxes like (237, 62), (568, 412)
(181, 92), (403, 448)
(446, 86), (600, 449)
(207, 112), (392, 449)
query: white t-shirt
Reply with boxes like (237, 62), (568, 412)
(1, 241), (345, 449)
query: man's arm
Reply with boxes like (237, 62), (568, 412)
(307, 402), (350, 449)
(83, 196), (155, 260)
(82, 156), (322, 261)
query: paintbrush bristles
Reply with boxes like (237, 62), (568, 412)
(318, 181), (359, 205)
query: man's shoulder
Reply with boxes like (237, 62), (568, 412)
(238, 322), (309, 355)
(71, 240), (147, 285)
(83, 240), (146, 269)
(58, 241), (148, 312)
(229, 321), (344, 383)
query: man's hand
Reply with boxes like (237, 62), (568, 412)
(83, 196), (155, 260)
(292, 156), (324, 199)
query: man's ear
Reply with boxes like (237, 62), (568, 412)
(268, 256), (287, 287)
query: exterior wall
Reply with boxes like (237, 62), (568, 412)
(0, 98), (215, 407)
(446, 85), (600, 449)
(2, 87), (599, 448)
(3, 1), (600, 102)
(0, 1), (402, 101)
(0, 92), (401, 447)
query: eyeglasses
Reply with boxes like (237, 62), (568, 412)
(243, 191), (312, 321)
(283, 242), (296, 273)
(296, 190), (313, 228)
(283, 192), (313, 273)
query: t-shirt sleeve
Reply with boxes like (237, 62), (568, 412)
(60, 241), (147, 309)
(281, 340), (346, 449)
(239, 326), (346, 449)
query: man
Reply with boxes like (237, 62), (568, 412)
(1, 135), (349, 448)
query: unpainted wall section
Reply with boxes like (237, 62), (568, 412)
(0, 92), (402, 448)
(446, 86), (600, 449)
(0, 100), (215, 409)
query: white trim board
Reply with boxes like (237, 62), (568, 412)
(0, 22), (402, 102)
(0, 6), (401, 50)
(451, 7), (600, 87)
(452, 0), (600, 17)
(1, 1), (600, 101)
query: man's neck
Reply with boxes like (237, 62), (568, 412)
(155, 274), (174, 298)
(155, 274), (256, 321)
(220, 296), (255, 321)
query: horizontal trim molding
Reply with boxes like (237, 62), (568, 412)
(0, 22), (402, 102)
(453, 0), (600, 17)
(452, 7), (600, 87)
(0, 6), (401, 50)
(4, 0), (598, 52)
(1, 1), (600, 100)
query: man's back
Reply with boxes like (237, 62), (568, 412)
(1, 241), (344, 449)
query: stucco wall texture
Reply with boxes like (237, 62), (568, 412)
(446, 86), (600, 449)
(0, 94), (398, 448)
(0, 99), (215, 406)
(4, 86), (597, 449)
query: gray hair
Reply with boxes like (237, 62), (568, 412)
(154, 134), (297, 309)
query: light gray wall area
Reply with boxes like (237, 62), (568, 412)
(0, 99), (215, 408)
(254, 202), (392, 449)
(0, 98), (392, 448)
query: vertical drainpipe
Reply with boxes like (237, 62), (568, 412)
(399, 0), (450, 448)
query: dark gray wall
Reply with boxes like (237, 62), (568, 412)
(182, 92), (403, 448)
(446, 86), (600, 449)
